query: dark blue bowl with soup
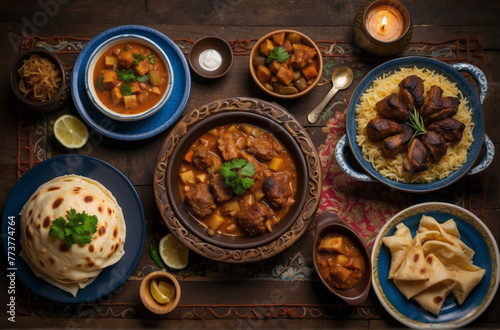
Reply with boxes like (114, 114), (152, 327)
(336, 57), (494, 193)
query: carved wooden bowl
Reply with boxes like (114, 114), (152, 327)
(154, 97), (322, 263)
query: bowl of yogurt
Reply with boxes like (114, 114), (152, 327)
(188, 36), (233, 79)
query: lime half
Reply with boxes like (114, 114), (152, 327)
(159, 234), (189, 270)
(54, 114), (89, 149)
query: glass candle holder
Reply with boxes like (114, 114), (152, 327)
(353, 0), (412, 56)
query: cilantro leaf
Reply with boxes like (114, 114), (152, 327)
(121, 83), (132, 96)
(48, 208), (98, 248)
(266, 46), (290, 64)
(96, 74), (105, 92)
(136, 75), (149, 83)
(133, 53), (145, 66)
(147, 51), (155, 65)
(117, 69), (136, 83)
(220, 158), (256, 195)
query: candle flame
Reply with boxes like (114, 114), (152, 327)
(381, 16), (387, 30)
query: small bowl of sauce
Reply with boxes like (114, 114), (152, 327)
(188, 36), (233, 79)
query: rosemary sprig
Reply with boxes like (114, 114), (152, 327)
(406, 107), (427, 144)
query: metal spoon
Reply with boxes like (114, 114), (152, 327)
(307, 67), (353, 124)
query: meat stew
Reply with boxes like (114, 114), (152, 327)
(179, 123), (297, 237)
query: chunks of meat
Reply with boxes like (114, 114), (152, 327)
(403, 139), (429, 173)
(217, 131), (239, 161)
(380, 124), (413, 158)
(398, 75), (425, 110)
(246, 138), (275, 162)
(375, 93), (410, 122)
(427, 118), (465, 142)
(192, 145), (213, 170)
(421, 131), (447, 162)
(209, 174), (233, 204)
(236, 202), (271, 236)
(421, 85), (443, 117)
(262, 172), (293, 208)
(366, 118), (404, 142)
(421, 86), (460, 122)
(184, 183), (216, 217)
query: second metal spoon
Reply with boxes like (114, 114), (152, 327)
(307, 67), (353, 124)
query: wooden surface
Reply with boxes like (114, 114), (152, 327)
(1, 0), (500, 328)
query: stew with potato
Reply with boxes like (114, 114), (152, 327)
(253, 32), (320, 95)
(93, 42), (169, 115)
(179, 123), (297, 237)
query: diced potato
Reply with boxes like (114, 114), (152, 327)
(130, 81), (141, 94)
(151, 87), (161, 95)
(265, 219), (273, 232)
(293, 71), (301, 81)
(243, 194), (255, 205)
(207, 156), (223, 174)
(334, 254), (349, 266)
(134, 59), (150, 76)
(223, 200), (240, 214)
(207, 214), (225, 231)
(256, 65), (272, 83)
(208, 128), (219, 137)
(118, 51), (134, 69)
(331, 266), (352, 283)
(272, 32), (286, 46)
(276, 65), (294, 86)
(259, 39), (275, 56)
(102, 70), (118, 89)
(179, 170), (195, 185)
(294, 77), (307, 92)
(254, 190), (265, 201)
(196, 173), (207, 183)
(110, 87), (123, 105)
(148, 70), (162, 86)
(286, 33), (301, 45)
(105, 56), (118, 69)
(240, 124), (255, 135)
(344, 257), (364, 270)
(123, 95), (138, 109)
(269, 59), (282, 74)
(319, 236), (344, 254)
(268, 157), (283, 171)
(302, 65), (318, 80)
(227, 125), (238, 133)
(253, 55), (266, 68)
(251, 128), (261, 137)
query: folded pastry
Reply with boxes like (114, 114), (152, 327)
(382, 223), (413, 279)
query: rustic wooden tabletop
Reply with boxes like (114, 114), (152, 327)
(1, 0), (499, 328)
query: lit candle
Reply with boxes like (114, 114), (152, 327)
(365, 5), (404, 42)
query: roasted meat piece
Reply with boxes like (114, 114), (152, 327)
(217, 131), (239, 161)
(421, 85), (443, 117)
(425, 96), (460, 123)
(403, 139), (429, 173)
(421, 131), (447, 162)
(380, 124), (413, 158)
(236, 202), (271, 236)
(246, 138), (275, 162)
(427, 118), (465, 142)
(262, 172), (293, 208)
(209, 174), (233, 203)
(366, 118), (404, 142)
(375, 93), (410, 122)
(399, 75), (425, 110)
(192, 145), (213, 170)
(184, 183), (216, 217)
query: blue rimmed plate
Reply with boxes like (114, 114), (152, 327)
(372, 202), (499, 328)
(71, 25), (191, 140)
(1, 155), (145, 303)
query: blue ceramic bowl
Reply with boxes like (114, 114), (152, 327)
(371, 202), (499, 328)
(336, 57), (494, 192)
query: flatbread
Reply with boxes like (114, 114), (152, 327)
(19, 175), (126, 296)
(382, 223), (413, 279)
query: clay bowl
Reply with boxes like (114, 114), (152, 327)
(249, 29), (323, 99)
(10, 49), (70, 112)
(188, 36), (233, 79)
(140, 271), (181, 314)
(154, 97), (322, 263)
(313, 211), (371, 306)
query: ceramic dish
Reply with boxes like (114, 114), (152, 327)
(154, 97), (322, 263)
(372, 202), (499, 328)
(336, 57), (494, 192)
(71, 25), (190, 140)
(1, 155), (145, 303)
(85, 34), (174, 121)
(188, 36), (233, 79)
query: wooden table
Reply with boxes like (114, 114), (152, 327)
(1, 0), (499, 328)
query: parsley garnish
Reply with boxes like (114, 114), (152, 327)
(117, 69), (136, 83)
(96, 74), (105, 92)
(221, 158), (256, 195)
(136, 75), (149, 83)
(121, 84), (132, 96)
(147, 51), (155, 65)
(132, 53), (145, 66)
(48, 208), (98, 248)
(266, 46), (290, 64)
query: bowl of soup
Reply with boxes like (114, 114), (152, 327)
(85, 34), (174, 121)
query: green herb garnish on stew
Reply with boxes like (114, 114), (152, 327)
(221, 158), (256, 195)
(132, 53), (145, 66)
(48, 208), (98, 248)
(117, 69), (136, 83)
(266, 46), (290, 64)
(96, 74), (105, 92)
(136, 75), (149, 83)
(147, 51), (155, 65)
(121, 83), (132, 96)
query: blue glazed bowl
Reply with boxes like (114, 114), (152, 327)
(336, 57), (494, 192)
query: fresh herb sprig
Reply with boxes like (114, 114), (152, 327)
(147, 51), (155, 64)
(132, 53), (145, 66)
(266, 46), (290, 64)
(221, 158), (256, 195)
(48, 208), (98, 248)
(406, 107), (428, 144)
(117, 69), (149, 96)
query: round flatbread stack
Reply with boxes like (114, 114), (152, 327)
(19, 175), (126, 296)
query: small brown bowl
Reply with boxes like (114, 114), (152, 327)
(249, 29), (323, 99)
(10, 49), (70, 112)
(140, 271), (181, 314)
(313, 211), (371, 306)
(188, 37), (233, 79)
